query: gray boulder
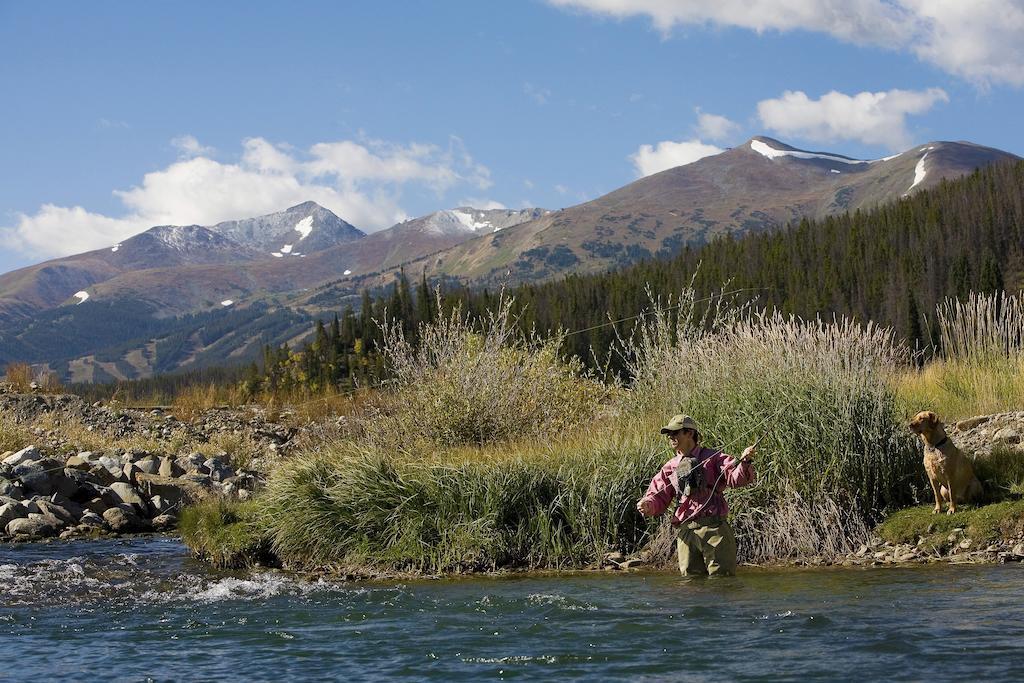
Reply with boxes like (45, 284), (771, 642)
(49, 471), (81, 499)
(97, 455), (125, 478)
(149, 494), (173, 516)
(50, 494), (85, 520)
(0, 501), (27, 529)
(177, 452), (207, 474)
(79, 510), (106, 528)
(102, 506), (148, 533)
(35, 500), (77, 525)
(136, 456), (161, 475)
(151, 513), (177, 531)
(7, 514), (60, 539)
(0, 479), (25, 498)
(2, 446), (43, 468)
(14, 461), (58, 496)
(136, 473), (211, 508)
(123, 461), (142, 483)
(158, 457), (184, 478)
(106, 482), (148, 513)
(88, 464), (122, 486)
(204, 457), (233, 482)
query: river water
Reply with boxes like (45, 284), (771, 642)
(2, 537), (1024, 681)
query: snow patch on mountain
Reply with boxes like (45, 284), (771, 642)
(294, 216), (314, 240)
(343, 269), (352, 275)
(906, 153), (929, 194)
(750, 139), (866, 165)
(452, 209), (494, 232)
(281, 244), (293, 254)
(111, 244), (121, 253)
(221, 299), (234, 307)
(74, 291), (89, 304)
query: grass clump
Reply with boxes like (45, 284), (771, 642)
(178, 498), (272, 568)
(0, 415), (34, 453)
(372, 297), (612, 448)
(254, 433), (664, 572)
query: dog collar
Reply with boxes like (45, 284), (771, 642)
(934, 436), (949, 448)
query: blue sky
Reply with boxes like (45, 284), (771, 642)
(2, 0), (1023, 272)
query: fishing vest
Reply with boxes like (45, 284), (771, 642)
(671, 453), (711, 502)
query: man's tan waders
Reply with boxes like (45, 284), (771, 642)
(676, 515), (737, 576)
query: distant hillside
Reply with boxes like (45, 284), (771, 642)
(1, 135), (1019, 383)
(266, 158), (1024, 392)
(381, 137), (1018, 286)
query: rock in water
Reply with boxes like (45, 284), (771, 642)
(102, 506), (147, 533)
(7, 515), (60, 539)
(151, 513), (177, 531)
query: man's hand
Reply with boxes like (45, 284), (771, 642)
(741, 444), (756, 461)
(636, 498), (656, 516)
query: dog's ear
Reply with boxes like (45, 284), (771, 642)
(924, 411), (938, 425)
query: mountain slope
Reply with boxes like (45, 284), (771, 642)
(390, 137), (1019, 284)
(0, 202), (364, 323)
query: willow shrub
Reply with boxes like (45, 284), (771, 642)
(372, 297), (612, 448)
(622, 291), (923, 561)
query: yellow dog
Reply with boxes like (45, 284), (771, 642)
(908, 411), (982, 514)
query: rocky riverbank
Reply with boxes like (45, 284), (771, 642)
(0, 386), (304, 542)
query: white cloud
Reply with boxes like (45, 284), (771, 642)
(457, 198), (508, 210)
(547, 0), (1024, 87)
(630, 139), (724, 177)
(554, 184), (569, 195)
(695, 109), (741, 141)
(523, 82), (552, 105)
(2, 135), (494, 261)
(171, 134), (216, 159)
(756, 88), (948, 149)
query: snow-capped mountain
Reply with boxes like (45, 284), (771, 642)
(209, 200), (365, 255)
(390, 136), (1021, 283)
(404, 207), (548, 236)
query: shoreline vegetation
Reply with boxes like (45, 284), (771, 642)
(171, 288), (1024, 576)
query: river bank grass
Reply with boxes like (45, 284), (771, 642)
(181, 290), (930, 572)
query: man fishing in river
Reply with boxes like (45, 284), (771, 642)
(636, 415), (756, 576)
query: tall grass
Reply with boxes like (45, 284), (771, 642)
(894, 291), (1024, 419)
(254, 431), (664, 572)
(621, 297), (921, 562)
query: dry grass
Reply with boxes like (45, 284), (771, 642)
(893, 292), (1024, 420)
(371, 297), (613, 448)
(0, 415), (35, 453)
